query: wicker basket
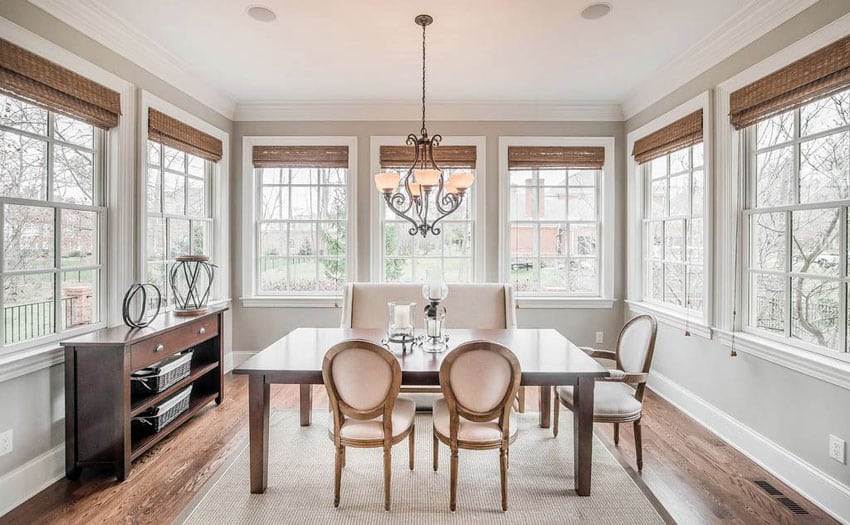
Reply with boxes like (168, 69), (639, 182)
(132, 385), (193, 433)
(131, 350), (193, 395)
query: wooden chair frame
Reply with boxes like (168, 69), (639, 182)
(553, 315), (657, 470)
(322, 339), (415, 511)
(433, 341), (522, 511)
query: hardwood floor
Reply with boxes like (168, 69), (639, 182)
(1, 374), (837, 524)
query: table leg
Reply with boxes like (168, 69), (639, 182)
(573, 376), (594, 496)
(538, 385), (551, 428)
(300, 384), (312, 426)
(249, 374), (270, 494)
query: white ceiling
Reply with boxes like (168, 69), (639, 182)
(30, 0), (817, 119)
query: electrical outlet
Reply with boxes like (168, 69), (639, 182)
(830, 435), (846, 464)
(0, 429), (12, 457)
(595, 331), (604, 344)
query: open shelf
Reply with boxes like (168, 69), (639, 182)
(130, 362), (219, 416)
(131, 392), (218, 460)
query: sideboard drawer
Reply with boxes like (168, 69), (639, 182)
(130, 316), (219, 371)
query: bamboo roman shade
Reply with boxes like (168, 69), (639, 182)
(380, 145), (476, 169)
(148, 108), (222, 162)
(252, 145), (348, 168)
(632, 110), (703, 164)
(730, 35), (850, 130)
(507, 146), (604, 170)
(0, 37), (121, 129)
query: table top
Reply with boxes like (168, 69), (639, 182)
(235, 327), (608, 386)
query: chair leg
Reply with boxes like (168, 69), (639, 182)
(334, 446), (343, 507)
(517, 387), (526, 413)
(500, 446), (508, 511)
(553, 390), (560, 438)
(450, 447), (459, 511)
(383, 446), (392, 511)
(634, 419), (643, 471)
(408, 427), (415, 471)
(433, 433), (439, 471)
(614, 423), (620, 446)
(341, 446), (346, 468)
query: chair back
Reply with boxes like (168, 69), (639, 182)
(322, 340), (402, 442)
(439, 341), (521, 438)
(340, 283), (517, 329)
(615, 315), (657, 400)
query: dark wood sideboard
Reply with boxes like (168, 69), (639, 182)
(61, 305), (228, 480)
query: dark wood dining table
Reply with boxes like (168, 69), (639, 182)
(234, 327), (609, 496)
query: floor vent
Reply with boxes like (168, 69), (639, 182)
(753, 480), (782, 496)
(752, 480), (809, 515)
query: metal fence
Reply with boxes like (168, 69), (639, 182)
(756, 296), (839, 334)
(4, 296), (86, 345)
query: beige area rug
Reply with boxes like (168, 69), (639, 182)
(180, 410), (667, 524)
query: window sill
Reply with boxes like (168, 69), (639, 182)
(0, 344), (64, 383)
(625, 300), (712, 339)
(241, 296), (343, 308)
(515, 297), (615, 309)
(714, 329), (850, 391)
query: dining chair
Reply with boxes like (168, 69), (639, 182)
(552, 314), (657, 470)
(432, 340), (522, 511)
(340, 282), (527, 411)
(322, 339), (416, 511)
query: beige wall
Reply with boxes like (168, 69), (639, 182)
(230, 120), (626, 353)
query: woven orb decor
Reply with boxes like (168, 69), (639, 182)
(169, 255), (216, 316)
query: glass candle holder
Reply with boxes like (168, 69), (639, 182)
(387, 302), (415, 347)
(422, 302), (447, 353)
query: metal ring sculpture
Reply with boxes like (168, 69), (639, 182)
(169, 255), (216, 315)
(121, 283), (162, 328)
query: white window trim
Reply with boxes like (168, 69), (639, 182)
(240, 135), (357, 308)
(714, 13), (850, 389)
(0, 18), (135, 382)
(369, 135), (486, 283)
(626, 92), (713, 334)
(138, 91), (230, 307)
(498, 136), (615, 308)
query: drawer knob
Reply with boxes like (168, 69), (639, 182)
(154, 343), (165, 353)
(199, 327), (206, 335)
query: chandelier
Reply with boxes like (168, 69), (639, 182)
(373, 14), (475, 237)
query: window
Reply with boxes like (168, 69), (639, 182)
(642, 143), (705, 311)
(375, 142), (479, 283)
(744, 88), (850, 353)
(252, 144), (353, 295)
(0, 93), (105, 346)
(145, 142), (213, 305)
(505, 146), (604, 295)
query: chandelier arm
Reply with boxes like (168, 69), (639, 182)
(384, 192), (422, 235)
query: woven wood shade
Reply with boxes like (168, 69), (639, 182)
(632, 110), (703, 164)
(507, 146), (604, 170)
(252, 145), (348, 168)
(379, 145), (476, 169)
(149, 108), (222, 162)
(0, 37), (121, 129)
(730, 35), (850, 130)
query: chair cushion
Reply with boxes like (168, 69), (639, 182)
(433, 398), (518, 443)
(328, 397), (416, 441)
(557, 382), (642, 419)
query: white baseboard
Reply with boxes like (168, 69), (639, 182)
(0, 444), (64, 518)
(648, 371), (850, 523)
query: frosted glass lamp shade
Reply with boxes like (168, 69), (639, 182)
(450, 171), (474, 191)
(374, 171), (400, 192)
(414, 168), (441, 187)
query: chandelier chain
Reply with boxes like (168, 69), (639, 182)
(421, 20), (427, 136)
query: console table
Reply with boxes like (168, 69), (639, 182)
(61, 305), (228, 480)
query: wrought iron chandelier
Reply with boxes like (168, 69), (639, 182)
(373, 14), (475, 237)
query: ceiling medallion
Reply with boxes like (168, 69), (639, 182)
(373, 14), (475, 237)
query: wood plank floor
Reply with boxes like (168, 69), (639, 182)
(1, 374), (837, 525)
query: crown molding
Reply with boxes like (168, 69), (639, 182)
(621, 0), (818, 121)
(233, 101), (624, 122)
(28, 0), (237, 120)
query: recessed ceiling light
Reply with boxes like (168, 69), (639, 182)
(247, 5), (276, 22)
(580, 2), (612, 20)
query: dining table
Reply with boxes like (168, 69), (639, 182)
(233, 327), (609, 496)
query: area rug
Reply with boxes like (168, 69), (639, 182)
(179, 410), (667, 524)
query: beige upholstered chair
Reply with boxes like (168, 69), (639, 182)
(322, 339), (416, 511)
(340, 283), (527, 410)
(432, 341), (522, 512)
(553, 315), (657, 470)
